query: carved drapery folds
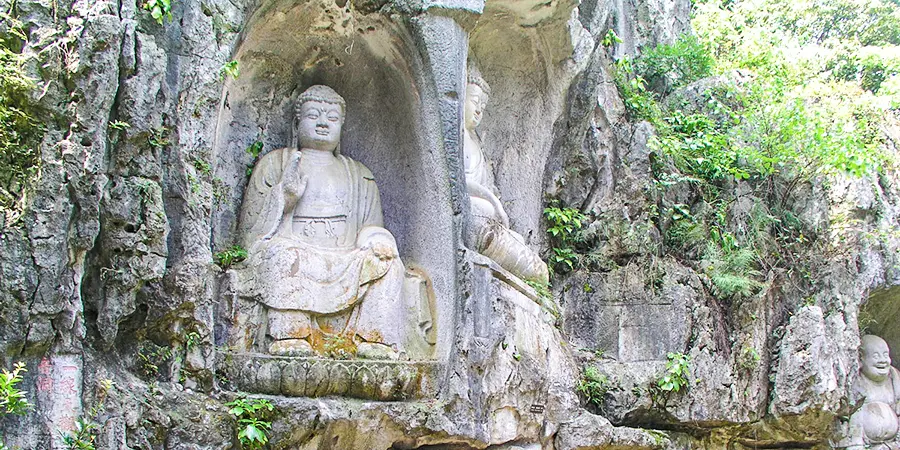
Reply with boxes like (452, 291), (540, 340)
(229, 85), (436, 361)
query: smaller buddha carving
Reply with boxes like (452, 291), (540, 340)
(837, 335), (900, 449)
(464, 67), (549, 284)
(235, 85), (435, 360)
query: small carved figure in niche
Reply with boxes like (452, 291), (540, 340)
(464, 67), (549, 284)
(237, 85), (435, 360)
(836, 335), (900, 449)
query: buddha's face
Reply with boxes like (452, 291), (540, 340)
(464, 84), (487, 131)
(297, 100), (343, 151)
(861, 336), (892, 382)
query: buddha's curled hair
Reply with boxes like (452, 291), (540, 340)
(466, 64), (491, 97)
(292, 84), (346, 155)
(295, 85), (346, 116)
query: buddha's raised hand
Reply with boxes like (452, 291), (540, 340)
(282, 153), (309, 205)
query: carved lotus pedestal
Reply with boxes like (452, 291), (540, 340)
(217, 264), (439, 401)
(217, 353), (440, 401)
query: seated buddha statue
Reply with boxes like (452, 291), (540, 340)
(841, 335), (900, 449)
(464, 68), (549, 284)
(236, 85), (434, 359)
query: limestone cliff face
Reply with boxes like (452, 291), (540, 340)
(0, 0), (897, 448)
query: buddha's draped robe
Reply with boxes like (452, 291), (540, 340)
(462, 131), (549, 284)
(238, 148), (404, 338)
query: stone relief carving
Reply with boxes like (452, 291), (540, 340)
(464, 67), (549, 285)
(233, 85), (436, 361)
(834, 335), (900, 449)
(220, 353), (439, 401)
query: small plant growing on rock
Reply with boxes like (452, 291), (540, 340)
(650, 352), (691, 408)
(108, 120), (130, 131)
(60, 379), (113, 450)
(185, 331), (202, 351)
(524, 279), (552, 300)
(576, 365), (609, 407)
(137, 342), (173, 379)
(61, 418), (98, 450)
(613, 57), (657, 121)
(601, 29), (622, 47)
(656, 352), (690, 394)
(193, 158), (212, 176)
(543, 203), (587, 272)
(214, 246), (248, 269)
(322, 333), (354, 359)
(0, 9), (44, 224)
(226, 396), (274, 449)
(143, 0), (173, 25)
(1, 362), (32, 448)
(147, 127), (170, 148)
(0, 362), (31, 416)
(738, 345), (761, 371)
(246, 141), (263, 158)
(220, 61), (240, 80)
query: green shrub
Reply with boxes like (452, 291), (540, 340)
(543, 203), (587, 272)
(226, 397), (274, 449)
(576, 366), (609, 407)
(0, 362), (32, 449)
(653, 110), (743, 181)
(142, 0), (173, 25)
(613, 58), (659, 121)
(656, 352), (690, 394)
(60, 418), (98, 450)
(0, 362), (30, 417)
(0, 11), (43, 223)
(634, 34), (714, 94)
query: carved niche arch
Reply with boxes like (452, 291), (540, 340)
(210, 0), (457, 391)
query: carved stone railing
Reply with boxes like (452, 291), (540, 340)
(218, 353), (440, 401)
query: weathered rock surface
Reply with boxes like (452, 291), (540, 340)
(1, 0), (899, 447)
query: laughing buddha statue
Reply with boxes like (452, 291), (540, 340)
(836, 335), (900, 449)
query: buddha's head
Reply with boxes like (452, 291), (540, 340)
(465, 68), (490, 131)
(294, 85), (346, 153)
(861, 334), (892, 382)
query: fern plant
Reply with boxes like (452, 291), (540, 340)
(703, 241), (763, 300)
(214, 246), (248, 269)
